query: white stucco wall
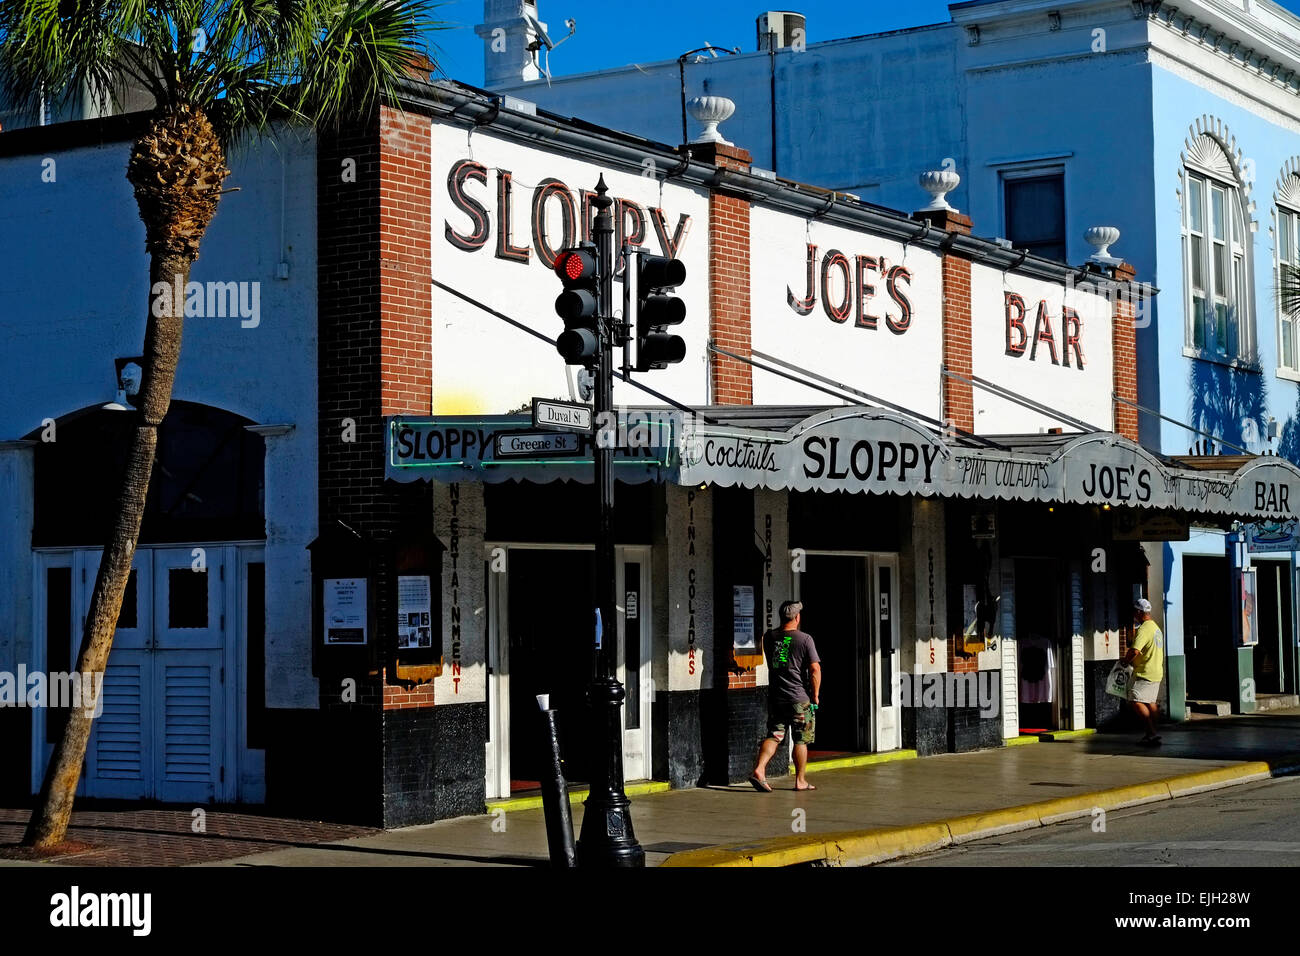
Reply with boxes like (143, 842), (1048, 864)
(0, 127), (320, 709)
(749, 204), (944, 416)
(430, 121), (711, 413)
(970, 264), (1115, 434)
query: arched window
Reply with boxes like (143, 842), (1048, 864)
(1275, 168), (1300, 373)
(1182, 133), (1253, 361)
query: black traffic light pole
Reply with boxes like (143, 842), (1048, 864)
(575, 176), (645, 867)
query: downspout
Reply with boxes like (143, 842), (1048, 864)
(769, 33), (778, 174)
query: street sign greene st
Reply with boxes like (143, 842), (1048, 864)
(495, 430), (583, 458)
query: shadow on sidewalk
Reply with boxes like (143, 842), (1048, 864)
(1078, 713), (1300, 766)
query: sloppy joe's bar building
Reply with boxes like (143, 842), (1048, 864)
(3, 78), (1296, 825)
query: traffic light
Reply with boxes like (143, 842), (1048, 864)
(634, 253), (686, 371)
(553, 242), (600, 365)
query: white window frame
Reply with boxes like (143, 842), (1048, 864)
(1276, 197), (1300, 379)
(1182, 162), (1255, 364)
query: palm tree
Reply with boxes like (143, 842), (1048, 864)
(1282, 263), (1300, 325)
(0, 0), (442, 849)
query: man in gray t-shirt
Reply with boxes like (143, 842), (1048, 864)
(750, 600), (822, 792)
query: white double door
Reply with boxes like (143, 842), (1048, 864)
(79, 547), (229, 803)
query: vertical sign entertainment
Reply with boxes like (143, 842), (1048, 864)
(449, 484), (462, 692)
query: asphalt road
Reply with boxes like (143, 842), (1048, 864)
(893, 775), (1300, 867)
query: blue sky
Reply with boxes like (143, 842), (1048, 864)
(427, 0), (1300, 88)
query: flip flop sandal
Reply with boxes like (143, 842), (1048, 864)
(794, 783), (817, 791)
(749, 775), (772, 793)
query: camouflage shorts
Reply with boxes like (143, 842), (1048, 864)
(766, 701), (816, 746)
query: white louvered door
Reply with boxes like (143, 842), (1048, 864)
(81, 551), (154, 799)
(79, 546), (226, 802)
(151, 548), (225, 803)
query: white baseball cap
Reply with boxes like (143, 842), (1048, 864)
(1134, 598), (1152, 614)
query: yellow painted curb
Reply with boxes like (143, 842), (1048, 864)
(660, 823), (953, 868)
(1159, 762), (1271, 796)
(1005, 735), (1040, 747)
(1038, 728), (1096, 741)
(788, 749), (918, 774)
(661, 759), (1284, 867)
(487, 780), (670, 814)
(946, 805), (1043, 840)
(840, 823), (951, 865)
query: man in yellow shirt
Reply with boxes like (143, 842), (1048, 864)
(1124, 598), (1164, 746)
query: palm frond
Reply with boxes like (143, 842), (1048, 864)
(1280, 262), (1300, 321)
(0, 0), (446, 140)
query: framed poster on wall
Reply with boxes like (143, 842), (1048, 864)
(324, 577), (367, 645)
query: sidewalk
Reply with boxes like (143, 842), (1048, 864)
(5, 711), (1299, 867)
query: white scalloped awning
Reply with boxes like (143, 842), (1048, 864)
(384, 407), (1300, 521)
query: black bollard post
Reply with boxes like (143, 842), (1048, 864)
(537, 694), (576, 868)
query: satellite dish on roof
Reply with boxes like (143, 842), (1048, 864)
(522, 9), (576, 83)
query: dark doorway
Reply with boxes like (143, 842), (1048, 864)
(799, 555), (869, 753)
(1016, 559), (1064, 732)
(1183, 556), (1234, 702)
(507, 549), (595, 789)
(1253, 560), (1292, 696)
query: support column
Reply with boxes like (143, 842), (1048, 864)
(902, 496), (948, 755)
(653, 485), (713, 787)
(428, 481), (487, 817)
(315, 104), (438, 826)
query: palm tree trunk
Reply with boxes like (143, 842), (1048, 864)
(22, 252), (190, 848)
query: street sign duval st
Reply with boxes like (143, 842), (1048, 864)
(533, 397), (593, 433)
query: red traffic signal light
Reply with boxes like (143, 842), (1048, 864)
(553, 242), (600, 365)
(555, 247), (597, 283)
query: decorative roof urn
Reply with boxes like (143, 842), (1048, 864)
(1085, 226), (1121, 264)
(687, 95), (736, 145)
(919, 169), (961, 212)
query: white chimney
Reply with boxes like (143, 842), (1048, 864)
(477, 0), (547, 87)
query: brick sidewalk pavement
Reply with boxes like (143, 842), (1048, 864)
(0, 808), (376, 866)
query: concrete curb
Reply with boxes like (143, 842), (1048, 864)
(660, 758), (1289, 867)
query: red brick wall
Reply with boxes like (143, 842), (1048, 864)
(697, 142), (754, 406)
(1111, 262), (1140, 442)
(378, 109), (433, 416)
(947, 637), (980, 674)
(383, 683), (438, 709)
(913, 209), (974, 433)
(941, 254), (974, 433)
(729, 665), (758, 690)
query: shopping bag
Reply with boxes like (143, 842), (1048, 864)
(1105, 660), (1134, 698)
